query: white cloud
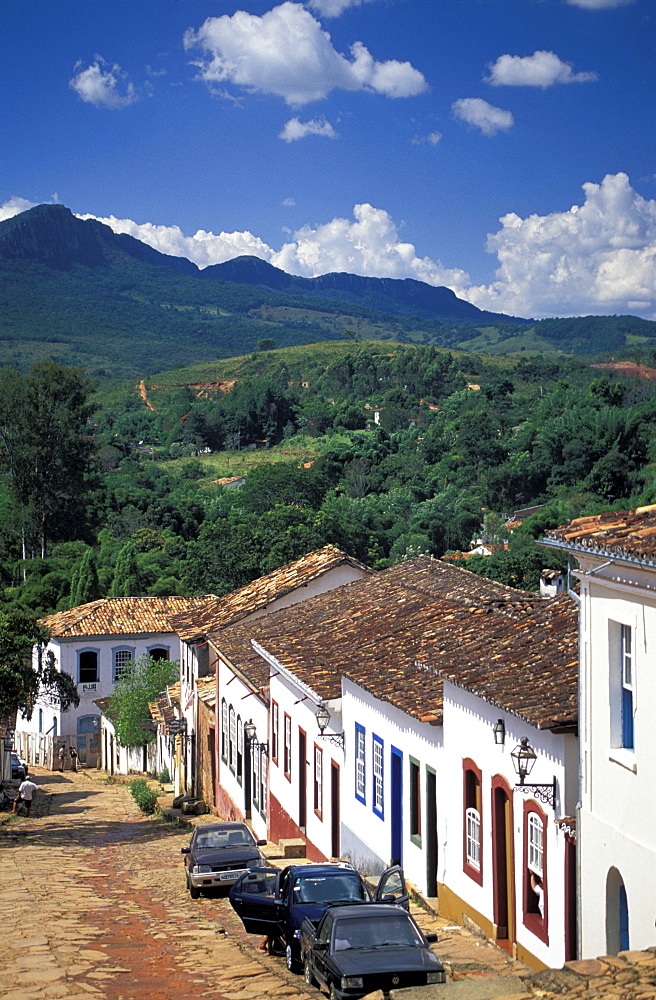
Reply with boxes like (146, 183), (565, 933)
(567, 0), (634, 9)
(183, 1), (427, 106)
(279, 116), (337, 141)
(78, 203), (468, 288)
(0, 196), (36, 221)
(452, 98), (513, 136)
(307, 0), (372, 15)
(486, 50), (598, 87)
(461, 173), (656, 318)
(70, 58), (138, 109)
(282, 197), (297, 207)
(411, 131), (442, 146)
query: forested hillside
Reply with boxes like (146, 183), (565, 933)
(2, 205), (656, 379)
(2, 340), (656, 617)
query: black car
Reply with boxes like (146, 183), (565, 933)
(10, 753), (27, 780)
(229, 862), (408, 973)
(301, 902), (446, 1000)
(181, 821), (266, 898)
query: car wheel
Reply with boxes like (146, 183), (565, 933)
(187, 875), (200, 900)
(304, 957), (316, 988)
(285, 942), (300, 973)
(329, 983), (340, 1000)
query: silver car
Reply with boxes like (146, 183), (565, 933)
(181, 821), (266, 898)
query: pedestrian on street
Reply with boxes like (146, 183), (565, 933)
(12, 777), (40, 817)
(70, 746), (78, 772)
(58, 744), (66, 771)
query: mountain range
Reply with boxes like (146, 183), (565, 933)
(0, 204), (654, 380)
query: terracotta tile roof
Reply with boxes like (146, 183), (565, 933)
(423, 595), (579, 730)
(196, 676), (216, 708)
(543, 504), (656, 565)
(149, 682), (181, 726)
(381, 557), (539, 613)
(170, 545), (373, 642)
(211, 561), (572, 729)
(40, 597), (216, 639)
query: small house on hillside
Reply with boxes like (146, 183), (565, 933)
(16, 596), (210, 770)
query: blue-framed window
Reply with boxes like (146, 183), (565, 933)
(620, 624), (634, 749)
(355, 723), (366, 803)
(372, 734), (384, 819)
(112, 647), (134, 682)
(78, 649), (99, 684)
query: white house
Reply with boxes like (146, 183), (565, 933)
(429, 593), (579, 970)
(16, 596), (209, 769)
(167, 546), (371, 809)
(542, 505), (656, 957)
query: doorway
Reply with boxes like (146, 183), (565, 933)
(298, 728), (307, 831)
(391, 746), (403, 865)
(425, 767), (438, 897)
(331, 761), (340, 858)
(492, 779), (515, 953)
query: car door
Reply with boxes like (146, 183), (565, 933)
(311, 911), (334, 989)
(229, 868), (283, 936)
(374, 865), (409, 911)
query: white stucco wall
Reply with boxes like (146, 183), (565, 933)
(441, 682), (576, 970)
(18, 633), (175, 738)
(340, 677), (443, 887)
(217, 656), (268, 842)
(267, 669), (343, 861)
(576, 557), (656, 956)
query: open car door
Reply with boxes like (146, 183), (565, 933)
(374, 864), (409, 911)
(228, 867), (284, 936)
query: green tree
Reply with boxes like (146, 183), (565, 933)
(107, 654), (178, 747)
(110, 540), (142, 597)
(0, 362), (96, 565)
(70, 549), (102, 607)
(0, 609), (79, 719)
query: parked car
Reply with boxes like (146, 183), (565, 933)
(180, 821), (266, 899)
(300, 902), (446, 1000)
(10, 753), (27, 780)
(229, 862), (408, 973)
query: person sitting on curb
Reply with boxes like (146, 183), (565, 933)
(12, 777), (40, 817)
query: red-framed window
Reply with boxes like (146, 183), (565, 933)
(314, 744), (323, 819)
(271, 701), (279, 765)
(523, 799), (549, 944)
(283, 713), (292, 780)
(463, 758), (483, 885)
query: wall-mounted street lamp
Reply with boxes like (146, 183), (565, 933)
(492, 719), (506, 745)
(316, 705), (345, 749)
(510, 736), (556, 808)
(244, 719), (268, 756)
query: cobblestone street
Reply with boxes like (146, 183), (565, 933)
(4, 769), (656, 1000)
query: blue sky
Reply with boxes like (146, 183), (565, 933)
(3, 0), (655, 319)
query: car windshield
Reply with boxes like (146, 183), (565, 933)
(293, 874), (368, 904)
(332, 916), (424, 951)
(195, 828), (253, 850)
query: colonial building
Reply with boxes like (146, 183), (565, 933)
(17, 596), (209, 768)
(542, 506), (656, 957)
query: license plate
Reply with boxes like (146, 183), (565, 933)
(219, 869), (247, 881)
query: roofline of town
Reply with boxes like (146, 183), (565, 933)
(251, 640), (323, 707)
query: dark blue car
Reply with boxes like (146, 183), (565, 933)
(229, 862), (408, 973)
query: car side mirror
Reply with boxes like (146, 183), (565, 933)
(315, 941), (328, 951)
(425, 933), (438, 943)
(383, 893), (396, 902)
(257, 840), (267, 846)
(180, 847), (191, 854)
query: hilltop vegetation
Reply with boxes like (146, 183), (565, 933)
(2, 204), (656, 380)
(3, 339), (656, 617)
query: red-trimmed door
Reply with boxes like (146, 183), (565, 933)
(492, 777), (515, 953)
